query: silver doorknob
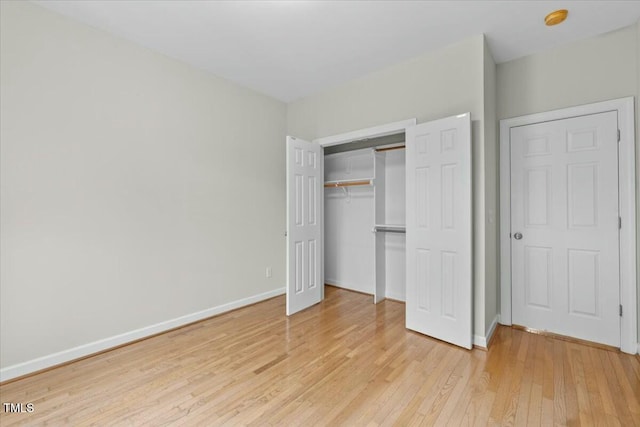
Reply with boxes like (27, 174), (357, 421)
(514, 232), (523, 240)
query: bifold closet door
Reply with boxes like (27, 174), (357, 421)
(286, 136), (323, 315)
(405, 114), (472, 349)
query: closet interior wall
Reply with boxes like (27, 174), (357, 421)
(380, 148), (406, 301)
(324, 143), (406, 301)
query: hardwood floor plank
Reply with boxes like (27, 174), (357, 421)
(514, 333), (535, 426)
(1, 287), (638, 426)
(607, 350), (640, 424)
(502, 331), (530, 426)
(563, 344), (582, 425)
(569, 346), (594, 425)
(527, 336), (545, 425)
(488, 328), (521, 422)
(447, 351), (489, 426)
(552, 339), (568, 426)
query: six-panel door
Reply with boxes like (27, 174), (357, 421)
(286, 137), (323, 315)
(405, 114), (472, 349)
(510, 111), (620, 347)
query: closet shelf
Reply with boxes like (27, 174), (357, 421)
(375, 144), (405, 152)
(324, 179), (373, 188)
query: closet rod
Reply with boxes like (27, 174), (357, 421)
(375, 145), (405, 152)
(373, 227), (406, 234)
(324, 180), (372, 188)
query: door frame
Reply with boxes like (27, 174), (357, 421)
(309, 118), (416, 301)
(499, 97), (637, 354)
(314, 119), (417, 147)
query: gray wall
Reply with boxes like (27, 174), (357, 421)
(497, 22), (639, 341)
(0, 2), (287, 368)
(287, 35), (498, 340)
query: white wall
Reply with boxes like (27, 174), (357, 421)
(324, 188), (375, 294)
(0, 2), (287, 370)
(637, 19), (640, 345)
(323, 148), (407, 300)
(7, 1), (633, 376)
(497, 22), (639, 342)
(483, 40), (498, 333)
(497, 24), (638, 119)
(324, 148), (406, 301)
(383, 150), (406, 301)
(287, 36), (484, 142)
(287, 35), (493, 339)
(324, 150), (375, 294)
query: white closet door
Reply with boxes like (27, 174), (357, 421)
(405, 114), (472, 349)
(286, 136), (323, 315)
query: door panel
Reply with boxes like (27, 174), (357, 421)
(567, 249), (599, 316)
(510, 111), (620, 346)
(524, 246), (552, 310)
(286, 136), (323, 315)
(406, 113), (472, 349)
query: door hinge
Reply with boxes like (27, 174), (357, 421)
(620, 304), (623, 317)
(617, 129), (621, 142)
(619, 217), (622, 229)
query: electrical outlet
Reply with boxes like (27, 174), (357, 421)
(266, 267), (272, 278)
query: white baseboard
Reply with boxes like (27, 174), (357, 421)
(473, 315), (499, 349)
(384, 291), (405, 302)
(324, 279), (372, 295)
(0, 287), (285, 383)
(497, 313), (511, 326)
(326, 281), (404, 302)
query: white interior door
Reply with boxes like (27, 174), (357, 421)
(286, 136), (323, 315)
(510, 112), (620, 346)
(405, 113), (472, 349)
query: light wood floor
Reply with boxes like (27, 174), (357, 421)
(1, 286), (639, 426)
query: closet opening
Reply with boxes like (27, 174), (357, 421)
(323, 133), (406, 304)
(286, 113), (472, 348)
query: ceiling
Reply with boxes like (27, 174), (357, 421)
(33, 1), (640, 102)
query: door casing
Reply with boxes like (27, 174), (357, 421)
(499, 97), (637, 354)
(310, 119), (417, 303)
